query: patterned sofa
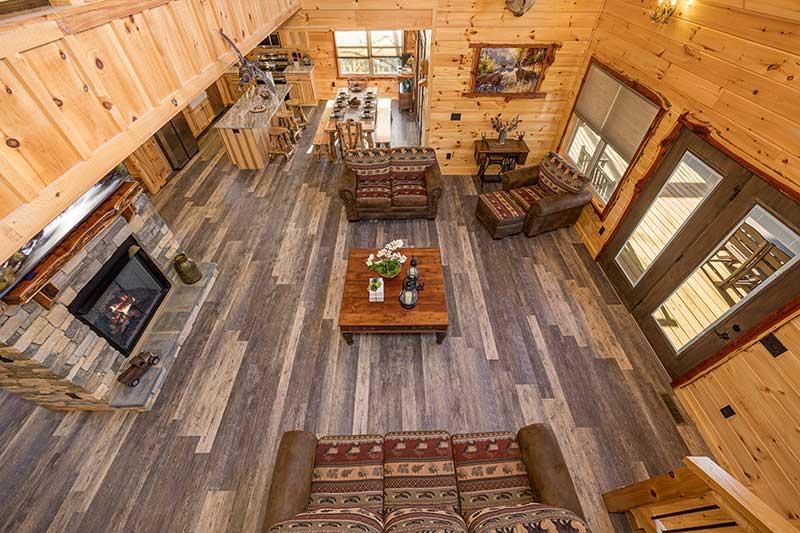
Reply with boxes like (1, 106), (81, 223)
(263, 424), (590, 532)
(476, 151), (592, 239)
(339, 147), (443, 221)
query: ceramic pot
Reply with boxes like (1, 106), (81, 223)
(173, 253), (202, 285)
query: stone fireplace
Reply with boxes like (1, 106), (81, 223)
(69, 235), (171, 357)
(0, 180), (216, 411)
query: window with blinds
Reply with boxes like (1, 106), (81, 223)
(566, 64), (660, 205)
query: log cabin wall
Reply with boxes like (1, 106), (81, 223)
(280, 0), (603, 172)
(426, 0), (603, 173)
(0, 0), (300, 261)
(279, 1), (433, 100)
(567, 1), (800, 524)
(675, 315), (800, 524)
(569, 0), (800, 258)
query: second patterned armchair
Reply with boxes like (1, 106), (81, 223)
(476, 151), (592, 239)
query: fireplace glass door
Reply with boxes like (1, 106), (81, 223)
(69, 237), (170, 356)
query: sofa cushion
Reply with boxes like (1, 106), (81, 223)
(477, 191), (526, 222)
(384, 507), (467, 533)
(390, 147), (437, 181)
(345, 148), (392, 181)
(465, 502), (590, 533)
(391, 178), (428, 207)
(508, 184), (553, 211)
(383, 431), (459, 512)
(357, 182), (392, 208)
(308, 435), (385, 512)
(538, 151), (589, 195)
(451, 432), (534, 514)
(268, 507), (384, 533)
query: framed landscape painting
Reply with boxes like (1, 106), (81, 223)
(464, 43), (561, 99)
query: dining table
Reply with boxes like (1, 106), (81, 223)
(317, 86), (390, 160)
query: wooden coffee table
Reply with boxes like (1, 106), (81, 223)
(338, 248), (449, 345)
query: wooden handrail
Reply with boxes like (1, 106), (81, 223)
(603, 456), (798, 532)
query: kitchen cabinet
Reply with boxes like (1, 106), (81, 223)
(285, 64), (317, 105)
(183, 92), (216, 137)
(124, 136), (171, 194)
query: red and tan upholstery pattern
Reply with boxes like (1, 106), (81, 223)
(508, 184), (553, 211)
(346, 149), (394, 209)
(537, 151), (589, 195)
(466, 502), (590, 533)
(268, 507), (384, 533)
(390, 147), (438, 182)
(357, 182), (392, 208)
(308, 435), (385, 512)
(391, 178), (429, 207)
(383, 431), (459, 512)
(384, 507), (467, 533)
(451, 432), (534, 515)
(477, 191), (527, 222)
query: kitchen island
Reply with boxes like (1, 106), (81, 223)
(214, 85), (291, 169)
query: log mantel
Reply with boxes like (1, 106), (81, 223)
(2, 181), (142, 308)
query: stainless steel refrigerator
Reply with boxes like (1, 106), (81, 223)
(155, 113), (199, 170)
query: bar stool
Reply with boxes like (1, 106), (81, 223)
(285, 99), (308, 128)
(268, 127), (295, 160)
(276, 110), (301, 141)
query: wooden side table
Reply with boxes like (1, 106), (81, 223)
(474, 139), (530, 189)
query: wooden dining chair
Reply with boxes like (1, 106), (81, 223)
(347, 78), (367, 92)
(336, 119), (367, 155)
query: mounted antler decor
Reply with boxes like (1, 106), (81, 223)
(506, 0), (536, 16)
(491, 113), (522, 144)
(218, 30), (277, 102)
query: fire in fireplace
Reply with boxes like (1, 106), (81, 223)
(68, 236), (171, 356)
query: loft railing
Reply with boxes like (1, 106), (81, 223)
(590, 163), (615, 201)
(603, 456), (799, 532)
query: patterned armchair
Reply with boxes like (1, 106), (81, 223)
(339, 147), (443, 221)
(476, 151), (592, 239)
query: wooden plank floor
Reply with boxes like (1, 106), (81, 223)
(0, 102), (707, 533)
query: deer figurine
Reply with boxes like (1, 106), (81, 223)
(505, 0), (536, 16)
(218, 30), (277, 100)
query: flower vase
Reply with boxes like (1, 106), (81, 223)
(498, 130), (507, 144)
(377, 264), (401, 279)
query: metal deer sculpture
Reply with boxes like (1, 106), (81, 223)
(505, 0), (536, 16)
(218, 30), (276, 99)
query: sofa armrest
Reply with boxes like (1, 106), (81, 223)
(517, 424), (584, 517)
(263, 430), (318, 532)
(424, 163), (443, 219)
(531, 189), (592, 217)
(502, 165), (539, 191)
(338, 167), (359, 221)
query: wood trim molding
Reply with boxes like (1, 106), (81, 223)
(2, 181), (142, 307)
(461, 42), (561, 100)
(559, 56), (670, 221)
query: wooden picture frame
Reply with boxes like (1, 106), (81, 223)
(462, 42), (561, 99)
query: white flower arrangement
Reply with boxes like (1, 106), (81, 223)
(366, 239), (407, 278)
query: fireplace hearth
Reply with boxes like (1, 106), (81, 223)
(68, 236), (171, 357)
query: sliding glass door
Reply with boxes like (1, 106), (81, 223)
(600, 130), (800, 380)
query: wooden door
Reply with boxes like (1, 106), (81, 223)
(600, 129), (751, 309)
(634, 178), (800, 380)
(599, 129), (800, 381)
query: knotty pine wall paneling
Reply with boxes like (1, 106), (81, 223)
(568, 0), (800, 258)
(0, 0), (300, 261)
(426, 0), (603, 173)
(676, 315), (800, 524)
(280, 1), (433, 100)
